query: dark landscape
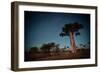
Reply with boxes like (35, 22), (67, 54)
(24, 11), (90, 62)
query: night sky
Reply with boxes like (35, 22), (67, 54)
(24, 11), (90, 51)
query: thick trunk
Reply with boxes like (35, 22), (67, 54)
(69, 31), (76, 53)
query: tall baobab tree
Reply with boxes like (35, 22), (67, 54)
(60, 22), (83, 53)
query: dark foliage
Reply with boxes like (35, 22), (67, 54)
(29, 47), (39, 53)
(60, 22), (83, 36)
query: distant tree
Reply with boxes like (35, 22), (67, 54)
(29, 47), (39, 53)
(63, 48), (67, 52)
(87, 41), (90, 48)
(40, 42), (57, 53)
(54, 44), (60, 52)
(76, 46), (78, 48)
(75, 31), (80, 36)
(60, 22), (83, 53)
(61, 46), (67, 52)
(87, 42), (90, 44)
(80, 44), (83, 48)
(67, 46), (69, 48)
(83, 45), (86, 48)
(40, 44), (50, 53)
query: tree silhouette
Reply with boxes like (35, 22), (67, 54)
(67, 46), (69, 48)
(40, 44), (51, 53)
(54, 44), (60, 52)
(87, 42), (90, 45)
(80, 44), (83, 48)
(87, 41), (90, 48)
(83, 45), (86, 48)
(29, 47), (39, 53)
(40, 42), (57, 53)
(60, 22), (83, 53)
(75, 30), (80, 36)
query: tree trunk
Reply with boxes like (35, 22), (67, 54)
(69, 31), (76, 53)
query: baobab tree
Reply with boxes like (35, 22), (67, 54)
(60, 22), (83, 53)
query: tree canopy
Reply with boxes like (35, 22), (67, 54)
(60, 22), (83, 37)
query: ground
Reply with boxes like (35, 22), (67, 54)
(25, 49), (90, 61)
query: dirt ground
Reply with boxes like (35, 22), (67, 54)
(25, 49), (90, 61)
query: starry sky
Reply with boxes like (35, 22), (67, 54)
(24, 11), (90, 51)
